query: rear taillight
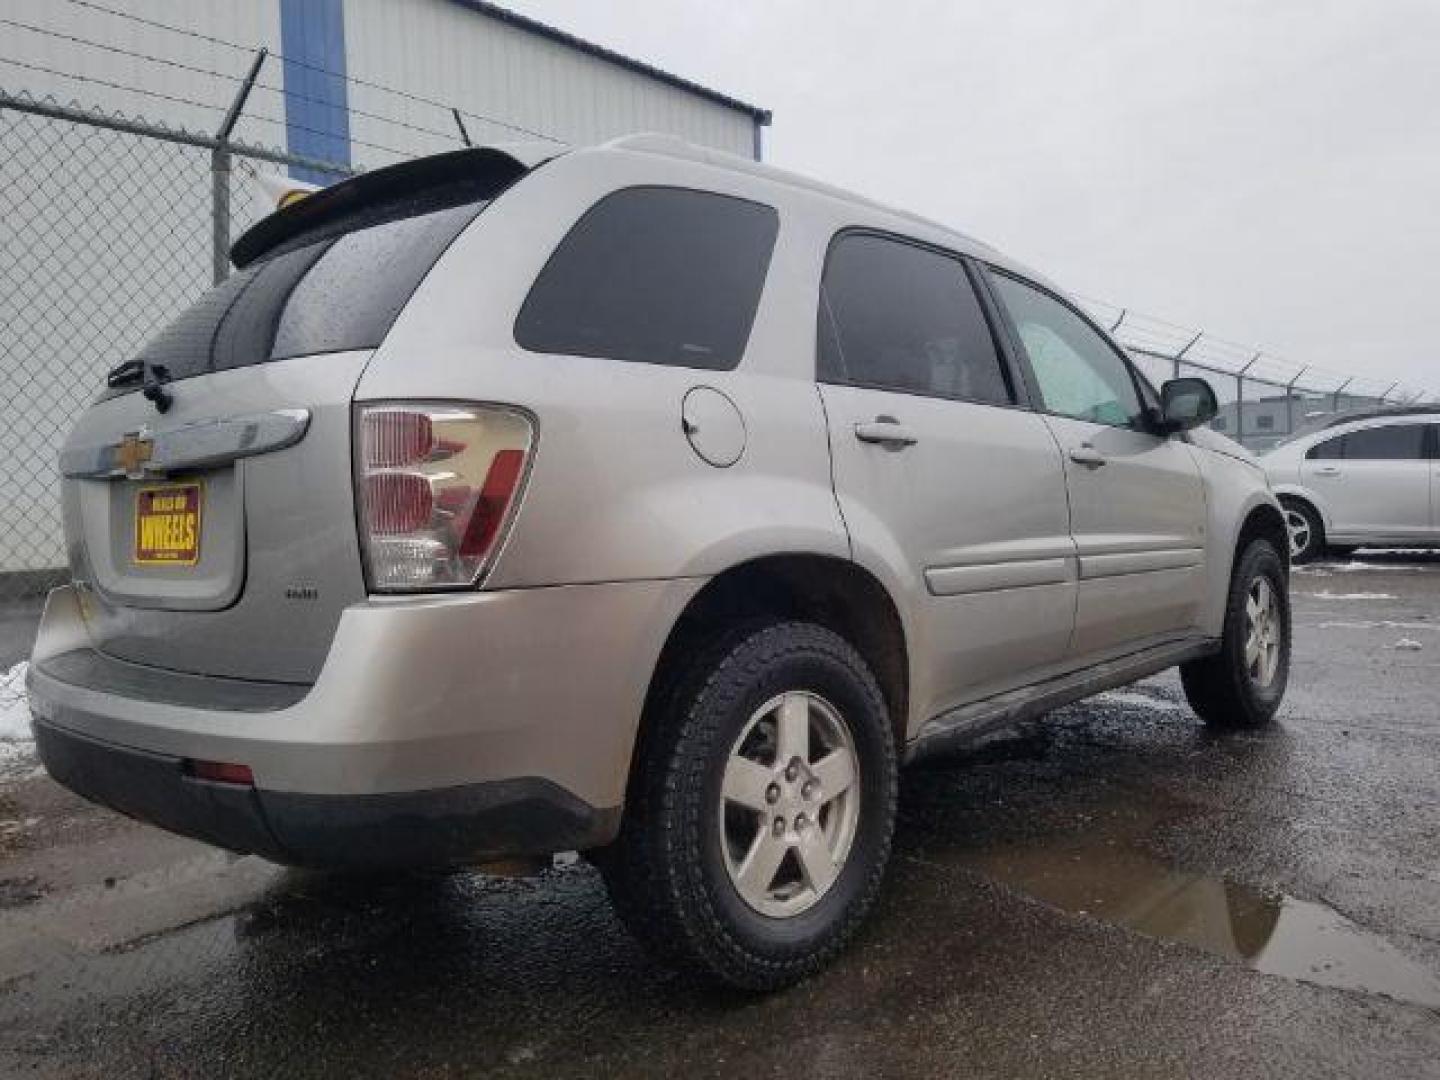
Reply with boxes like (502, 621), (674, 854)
(356, 403), (534, 591)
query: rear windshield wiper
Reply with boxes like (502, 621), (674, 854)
(105, 359), (173, 413)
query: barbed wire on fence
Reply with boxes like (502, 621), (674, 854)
(1075, 294), (1430, 404)
(45, 0), (570, 147)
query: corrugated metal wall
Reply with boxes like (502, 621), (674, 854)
(1, 0), (284, 146)
(0, 0), (758, 163)
(341, 0), (757, 157)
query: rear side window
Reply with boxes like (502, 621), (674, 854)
(515, 187), (779, 371)
(1312, 424), (1428, 460)
(818, 233), (1011, 404)
(129, 202), (483, 387)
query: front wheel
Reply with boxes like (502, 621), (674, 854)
(1281, 499), (1325, 563)
(599, 621), (898, 990)
(1181, 538), (1291, 728)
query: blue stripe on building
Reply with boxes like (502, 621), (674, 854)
(279, 0), (351, 182)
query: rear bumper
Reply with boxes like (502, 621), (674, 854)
(33, 716), (615, 868)
(27, 578), (702, 866)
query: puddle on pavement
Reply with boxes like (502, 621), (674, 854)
(957, 833), (1440, 1009)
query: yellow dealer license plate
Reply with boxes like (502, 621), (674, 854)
(133, 483), (202, 566)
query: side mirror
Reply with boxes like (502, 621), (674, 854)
(1159, 377), (1218, 433)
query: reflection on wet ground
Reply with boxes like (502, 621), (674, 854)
(947, 809), (1440, 1008)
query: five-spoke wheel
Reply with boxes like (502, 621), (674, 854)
(1281, 499), (1325, 563)
(599, 621), (897, 990)
(720, 691), (860, 917)
(1243, 576), (1282, 689)
(1182, 536), (1290, 728)
(1283, 507), (1312, 561)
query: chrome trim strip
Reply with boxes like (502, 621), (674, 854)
(60, 408), (311, 479)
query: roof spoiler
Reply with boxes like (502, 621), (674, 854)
(230, 142), (563, 268)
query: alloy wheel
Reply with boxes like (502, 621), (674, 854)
(1244, 575), (1282, 688)
(719, 691), (861, 917)
(1284, 508), (1312, 559)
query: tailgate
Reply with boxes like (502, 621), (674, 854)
(60, 354), (370, 683)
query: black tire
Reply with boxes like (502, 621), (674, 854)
(598, 620), (898, 991)
(1181, 538), (1290, 729)
(1280, 497), (1325, 563)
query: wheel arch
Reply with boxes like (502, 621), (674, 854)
(624, 554), (911, 806)
(1234, 500), (1291, 576)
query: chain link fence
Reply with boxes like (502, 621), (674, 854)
(0, 90), (356, 602)
(1076, 299), (1431, 454)
(1, 89), (1433, 603)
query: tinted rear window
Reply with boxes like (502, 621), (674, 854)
(514, 187), (779, 371)
(1310, 424), (1428, 460)
(819, 233), (1011, 405)
(123, 202), (483, 388)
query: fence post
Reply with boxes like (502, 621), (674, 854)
(1285, 367), (1307, 436)
(212, 48), (268, 284)
(451, 107), (473, 147)
(1235, 352), (1261, 446)
(1172, 330), (1202, 382)
(1332, 378), (1352, 413)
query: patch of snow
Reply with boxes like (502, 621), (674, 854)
(1394, 639), (1424, 651)
(1318, 620), (1435, 631)
(1304, 590), (1396, 601)
(0, 662), (37, 780)
(1097, 691), (1184, 713)
(1326, 561), (1426, 573)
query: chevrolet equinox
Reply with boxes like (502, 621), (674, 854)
(28, 134), (1292, 989)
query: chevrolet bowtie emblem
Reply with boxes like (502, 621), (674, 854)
(114, 432), (154, 479)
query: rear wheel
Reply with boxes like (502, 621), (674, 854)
(600, 621), (898, 990)
(1280, 498), (1324, 563)
(1181, 538), (1290, 729)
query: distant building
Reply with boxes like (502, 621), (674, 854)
(1209, 393), (1380, 452)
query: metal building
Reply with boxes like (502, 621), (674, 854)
(3, 0), (770, 164)
(0, 0), (768, 591)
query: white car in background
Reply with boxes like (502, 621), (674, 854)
(1261, 407), (1440, 562)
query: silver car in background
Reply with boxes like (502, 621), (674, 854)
(28, 134), (1291, 989)
(1261, 407), (1440, 561)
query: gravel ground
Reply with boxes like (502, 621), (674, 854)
(0, 553), (1437, 1078)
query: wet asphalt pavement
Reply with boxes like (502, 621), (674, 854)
(1, 554), (1438, 1078)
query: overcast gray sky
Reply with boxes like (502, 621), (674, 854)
(507, 0), (1439, 394)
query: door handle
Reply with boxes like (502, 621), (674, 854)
(1069, 444), (1107, 468)
(854, 418), (918, 449)
(1315, 466), (1341, 477)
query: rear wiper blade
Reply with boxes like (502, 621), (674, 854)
(105, 359), (174, 413)
(105, 358), (146, 388)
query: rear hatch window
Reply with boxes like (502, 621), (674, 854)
(111, 202), (481, 393)
(104, 145), (538, 396)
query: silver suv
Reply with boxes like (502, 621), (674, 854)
(28, 135), (1291, 989)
